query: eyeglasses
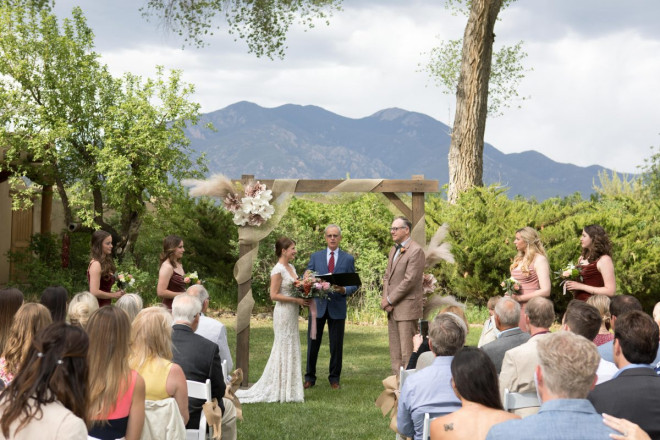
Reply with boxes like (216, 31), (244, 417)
(390, 226), (407, 231)
(326, 234), (340, 238)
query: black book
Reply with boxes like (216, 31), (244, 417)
(317, 272), (362, 287)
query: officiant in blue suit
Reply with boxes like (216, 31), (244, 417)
(304, 224), (358, 390)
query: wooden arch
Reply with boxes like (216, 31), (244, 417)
(234, 174), (438, 384)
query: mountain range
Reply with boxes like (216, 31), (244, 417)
(185, 101), (609, 200)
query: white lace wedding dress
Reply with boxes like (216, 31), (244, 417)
(235, 262), (304, 403)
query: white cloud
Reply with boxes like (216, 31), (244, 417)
(53, 0), (660, 173)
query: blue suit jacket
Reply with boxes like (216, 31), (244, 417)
(306, 249), (357, 319)
(486, 399), (617, 440)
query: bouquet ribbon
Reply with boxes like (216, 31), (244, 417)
(309, 300), (319, 340)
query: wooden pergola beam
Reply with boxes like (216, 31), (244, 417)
(232, 178), (438, 193)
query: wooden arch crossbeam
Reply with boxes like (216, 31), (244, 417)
(234, 174), (438, 385)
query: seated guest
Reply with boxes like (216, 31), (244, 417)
(430, 347), (518, 440)
(598, 295), (643, 362)
(498, 297), (554, 416)
(187, 284), (233, 375)
(486, 332), (617, 439)
(653, 301), (660, 333)
(588, 310), (660, 438)
(129, 307), (189, 425)
(40, 286), (68, 322)
(116, 293), (143, 323)
(0, 303), (52, 385)
(67, 291), (99, 328)
(407, 305), (468, 370)
(478, 296), (502, 348)
(562, 300), (617, 384)
(0, 322), (89, 439)
(171, 294), (236, 440)
(587, 294), (613, 346)
(481, 297), (530, 373)
(87, 307), (145, 440)
(397, 313), (466, 440)
(0, 288), (24, 355)
(603, 414), (652, 440)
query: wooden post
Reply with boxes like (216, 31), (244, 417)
(411, 175), (426, 245)
(236, 175), (254, 386)
(236, 241), (254, 386)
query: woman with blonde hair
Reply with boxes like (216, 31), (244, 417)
(156, 235), (187, 310)
(88, 230), (123, 307)
(87, 307), (145, 440)
(67, 291), (100, 328)
(508, 227), (551, 331)
(116, 294), (143, 322)
(129, 307), (188, 424)
(0, 303), (52, 385)
(587, 295), (614, 346)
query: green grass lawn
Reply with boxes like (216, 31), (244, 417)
(219, 317), (481, 439)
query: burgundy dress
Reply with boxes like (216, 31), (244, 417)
(511, 261), (540, 332)
(574, 259), (604, 301)
(162, 271), (187, 310)
(87, 261), (114, 307)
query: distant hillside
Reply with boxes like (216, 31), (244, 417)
(185, 101), (609, 199)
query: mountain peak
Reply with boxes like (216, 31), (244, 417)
(370, 108), (410, 121)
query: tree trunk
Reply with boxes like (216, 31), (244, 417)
(447, 0), (503, 204)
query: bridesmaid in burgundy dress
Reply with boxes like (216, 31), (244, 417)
(565, 224), (616, 301)
(88, 230), (123, 307)
(156, 235), (187, 310)
(509, 227), (551, 332)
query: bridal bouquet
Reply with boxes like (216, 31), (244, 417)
(292, 271), (332, 300)
(554, 262), (582, 295)
(184, 271), (203, 285)
(501, 276), (521, 295)
(115, 272), (135, 290)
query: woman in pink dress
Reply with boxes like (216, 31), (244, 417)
(157, 235), (187, 310)
(565, 224), (616, 301)
(509, 227), (551, 332)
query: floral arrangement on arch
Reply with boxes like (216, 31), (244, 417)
(183, 174), (274, 227)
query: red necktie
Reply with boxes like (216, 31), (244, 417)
(328, 251), (335, 273)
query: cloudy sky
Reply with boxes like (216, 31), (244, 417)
(53, 0), (660, 173)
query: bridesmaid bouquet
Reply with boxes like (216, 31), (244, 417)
(115, 272), (135, 290)
(554, 262), (582, 295)
(501, 276), (521, 295)
(292, 271), (331, 300)
(184, 271), (203, 285)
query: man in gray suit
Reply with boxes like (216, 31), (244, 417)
(481, 296), (530, 373)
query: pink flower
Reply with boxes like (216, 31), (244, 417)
(500, 282), (506, 287)
(223, 193), (241, 212)
(184, 277), (191, 284)
(513, 283), (520, 291)
(562, 270), (571, 278)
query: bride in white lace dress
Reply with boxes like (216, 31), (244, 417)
(236, 237), (310, 403)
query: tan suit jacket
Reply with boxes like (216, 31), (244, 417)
(382, 239), (425, 321)
(499, 333), (551, 417)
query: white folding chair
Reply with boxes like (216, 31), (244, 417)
(422, 412), (431, 440)
(396, 367), (417, 440)
(503, 388), (540, 412)
(186, 379), (212, 440)
(222, 359), (228, 382)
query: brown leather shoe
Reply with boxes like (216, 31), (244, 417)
(303, 381), (315, 389)
(330, 383), (341, 390)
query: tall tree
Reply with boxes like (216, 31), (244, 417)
(0, 4), (207, 256)
(447, 0), (504, 203)
(141, 0), (342, 58)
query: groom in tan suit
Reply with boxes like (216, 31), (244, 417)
(381, 216), (425, 374)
